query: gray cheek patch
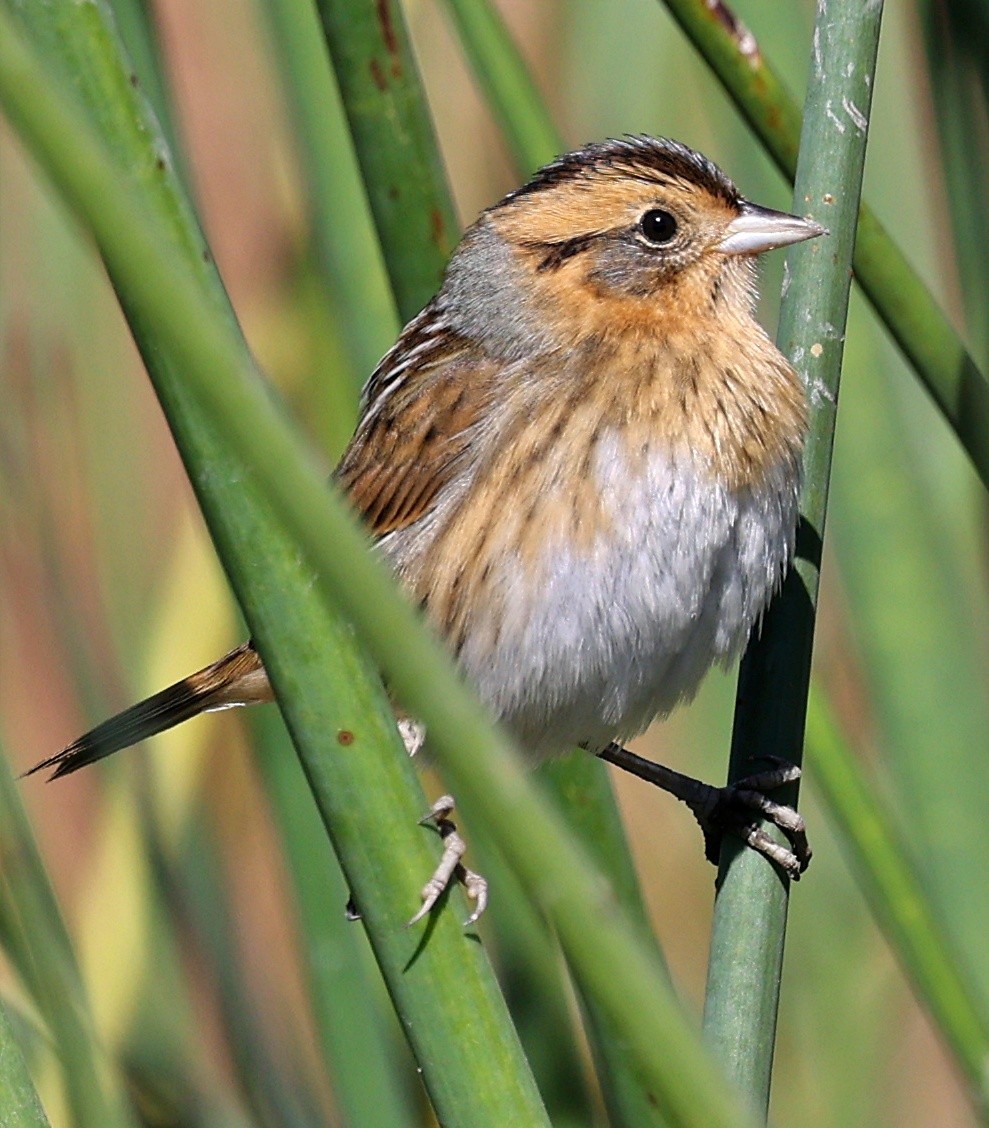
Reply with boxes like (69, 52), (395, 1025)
(440, 222), (566, 361)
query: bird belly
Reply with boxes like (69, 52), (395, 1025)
(450, 438), (800, 758)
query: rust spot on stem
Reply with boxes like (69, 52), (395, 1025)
(376, 0), (401, 69)
(369, 57), (387, 91)
(703, 0), (762, 67)
(337, 729), (355, 746)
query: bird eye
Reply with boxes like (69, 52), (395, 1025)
(638, 209), (678, 246)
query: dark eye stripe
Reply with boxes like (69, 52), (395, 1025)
(529, 233), (602, 272)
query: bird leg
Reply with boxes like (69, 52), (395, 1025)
(408, 794), (488, 927)
(597, 743), (811, 879)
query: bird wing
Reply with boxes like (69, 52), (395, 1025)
(335, 305), (495, 537)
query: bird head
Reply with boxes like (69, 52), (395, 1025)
(440, 136), (825, 357)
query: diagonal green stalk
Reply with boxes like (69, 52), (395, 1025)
(0, 13), (758, 1124)
(659, 0), (989, 492)
(436, 3), (673, 1124)
(105, 0), (183, 163)
(234, 39), (418, 1128)
(120, 5), (416, 1119)
(440, 0), (559, 176)
(0, 746), (136, 1128)
(702, 0), (883, 1117)
(3, 3), (546, 1123)
(804, 690), (989, 1115)
(0, 995), (50, 1128)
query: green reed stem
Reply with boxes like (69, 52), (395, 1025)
(0, 13), (756, 1123)
(261, 0), (398, 381)
(0, 747), (135, 1128)
(309, 0), (457, 320)
(112, 5), (414, 1116)
(659, 0), (989, 492)
(702, 0), (883, 1117)
(805, 691), (989, 1115)
(0, 995), (50, 1128)
(436, 4), (672, 1122)
(440, 0), (559, 175)
(2, 4), (546, 1123)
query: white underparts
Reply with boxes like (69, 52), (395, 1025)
(385, 434), (800, 761)
(465, 437), (797, 756)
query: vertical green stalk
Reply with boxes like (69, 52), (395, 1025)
(702, 0), (883, 1116)
(260, 0), (398, 382)
(658, 0), (989, 492)
(310, 0), (457, 318)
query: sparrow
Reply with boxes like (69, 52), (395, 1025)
(29, 136), (825, 923)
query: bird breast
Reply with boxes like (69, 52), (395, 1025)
(383, 422), (802, 761)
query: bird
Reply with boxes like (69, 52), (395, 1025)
(29, 136), (825, 923)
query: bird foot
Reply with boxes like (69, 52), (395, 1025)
(598, 744), (811, 879)
(408, 795), (488, 927)
(689, 758), (811, 879)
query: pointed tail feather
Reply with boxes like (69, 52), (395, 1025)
(26, 641), (272, 781)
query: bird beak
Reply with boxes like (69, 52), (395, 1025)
(715, 201), (827, 256)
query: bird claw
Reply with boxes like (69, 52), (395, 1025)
(408, 795), (488, 927)
(598, 745), (811, 879)
(694, 761), (811, 879)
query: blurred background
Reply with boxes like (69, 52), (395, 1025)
(3, 0), (989, 1124)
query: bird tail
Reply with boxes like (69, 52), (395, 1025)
(26, 641), (272, 781)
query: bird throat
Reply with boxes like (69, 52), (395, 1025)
(549, 313), (808, 499)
